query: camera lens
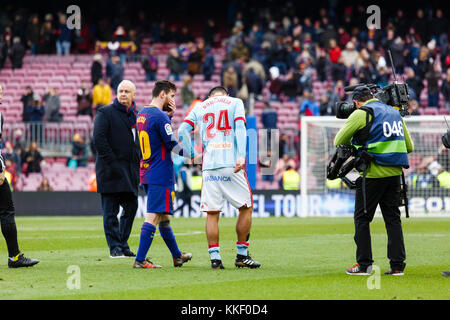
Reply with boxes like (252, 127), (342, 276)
(336, 102), (356, 119)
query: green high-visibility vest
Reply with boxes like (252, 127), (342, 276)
(437, 171), (450, 189)
(191, 176), (203, 190)
(282, 170), (300, 190)
(327, 178), (342, 189)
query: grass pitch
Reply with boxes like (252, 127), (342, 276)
(0, 216), (449, 300)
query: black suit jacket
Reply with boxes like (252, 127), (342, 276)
(93, 103), (140, 195)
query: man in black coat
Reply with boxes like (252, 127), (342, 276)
(93, 80), (140, 258)
(0, 84), (39, 268)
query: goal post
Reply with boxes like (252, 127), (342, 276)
(300, 115), (450, 217)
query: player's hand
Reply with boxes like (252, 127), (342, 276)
(192, 154), (203, 169)
(165, 98), (176, 117)
(234, 157), (246, 173)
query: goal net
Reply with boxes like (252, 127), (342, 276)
(300, 115), (450, 217)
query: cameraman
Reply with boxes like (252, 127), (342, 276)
(334, 86), (414, 276)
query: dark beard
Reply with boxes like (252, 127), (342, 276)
(162, 104), (171, 112)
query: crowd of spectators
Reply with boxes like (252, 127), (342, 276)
(1, 3), (450, 191)
(2, 131), (45, 189)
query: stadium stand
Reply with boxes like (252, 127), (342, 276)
(0, 2), (449, 191)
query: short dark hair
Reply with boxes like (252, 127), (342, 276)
(208, 86), (228, 97)
(152, 80), (177, 98)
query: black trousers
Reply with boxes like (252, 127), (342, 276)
(354, 175), (406, 271)
(0, 179), (20, 257)
(101, 192), (138, 254)
(0, 179), (15, 220)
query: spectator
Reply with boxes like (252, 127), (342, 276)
(316, 48), (328, 82)
(299, 62), (313, 92)
(22, 141), (44, 174)
(282, 71), (300, 102)
(12, 129), (26, 158)
(26, 14), (40, 55)
(441, 68), (450, 112)
(3, 141), (21, 176)
(244, 67), (264, 98)
(406, 68), (424, 101)
(328, 39), (341, 64)
(39, 19), (55, 54)
(178, 26), (194, 43)
(376, 66), (390, 88)
(77, 81), (93, 116)
(37, 178), (54, 191)
(416, 46), (432, 79)
(431, 9), (448, 43)
(331, 56), (347, 82)
(279, 134), (288, 159)
(408, 99), (420, 115)
(410, 159), (440, 189)
(259, 150), (274, 183)
(56, 14), (72, 56)
(203, 19), (218, 46)
(357, 59), (377, 84)
(337, 26), (350, 48)
(91, 54), (103, 86)
(270, 36), (289, 75)
(10, 36), (25, 69)
(201, 46), (215, 81)
(286, 39), (301, 71)
(261, 101), (278, 132)
(70, 134), (89, 168)
(43, 87), (63, 122)
(4, 159), (18, 191)
(187, 44), (203, 76)
(167, 48), (183, 81)
(319, 94), (334, 116)
(388, 36), (406, 75)
(92, 78), (112, 115)
(222, 65), (239, 97)
(341, 41), (359, 69)
(106, 55), (124, 92)
(20, 86), (34, 122)
(26, 93), (45, 122)
(180, 75), (195, 110)
(425, 63), (442, 107)
(412, 9), (428, 43)
(142, 47), (158, 82)
(269, 66), (283, 101)
(231, 37), (250, 62)
(299, 89), (319, 116)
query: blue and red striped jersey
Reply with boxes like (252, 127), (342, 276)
(136, 106), (178, 186)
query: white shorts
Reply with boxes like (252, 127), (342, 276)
(200, 167), (253, 212)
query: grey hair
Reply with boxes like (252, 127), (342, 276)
(117, 80), (136, 93)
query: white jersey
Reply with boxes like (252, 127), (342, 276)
(183, 95), (246, 171)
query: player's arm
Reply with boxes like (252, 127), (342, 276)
(177, 107), (198, 159)
(158, 114), (192, 158)
(93, 108), (117, 163)
(234, 99), (247, 173)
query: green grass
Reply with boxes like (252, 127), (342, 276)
(0, 216), (449, 300)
